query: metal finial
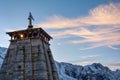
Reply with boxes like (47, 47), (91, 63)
(28, 12), (34, 29)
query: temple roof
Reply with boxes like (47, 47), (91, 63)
(6, 13), (52, 41)
(6, 27), (52, 39)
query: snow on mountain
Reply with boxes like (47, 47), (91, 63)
(0, 47), (7, 56)
(113, 70), (120, 80)
(56, 62), (120, 80)
(0, 47), (7, 67)
(0, 47), (120, 80)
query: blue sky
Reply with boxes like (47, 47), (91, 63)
(0, 0), (120, 70)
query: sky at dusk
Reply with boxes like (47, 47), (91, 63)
(0, 0), (120, 70)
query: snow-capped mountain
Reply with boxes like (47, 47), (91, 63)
(0, 47), (7, 67)
(0, 47), (7, 57)
(56, 62), (120, 80)
(0, 47), (120, 80)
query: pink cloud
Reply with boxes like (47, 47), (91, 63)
(37, 2), (120, 50)
(38, 3), (120, 29)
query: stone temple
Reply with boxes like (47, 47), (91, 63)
(0, 13), (59, 80)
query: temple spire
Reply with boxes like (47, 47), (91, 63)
(28, 12), (34, 29)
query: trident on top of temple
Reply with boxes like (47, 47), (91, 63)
(28, 12), (34, 29)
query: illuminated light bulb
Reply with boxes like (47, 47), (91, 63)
(12, 37), (14, 40)
(20, 34), (24, 38)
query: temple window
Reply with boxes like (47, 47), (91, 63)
(33, 31), (38, 37)
(28, 32), (32, 38)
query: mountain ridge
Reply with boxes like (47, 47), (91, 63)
(56, 62), (120, 80)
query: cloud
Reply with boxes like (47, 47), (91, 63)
(80, 61), (92, 66)
(109, 63), (120, 66)
(80, 54), (100, 59)
(39, 3), (120, 28)
(37, 2), (120, 50)
(57, 43), (61, 46)
(76, 61), (98, 66)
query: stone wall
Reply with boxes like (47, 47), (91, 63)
(0, 38), (59, 80)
